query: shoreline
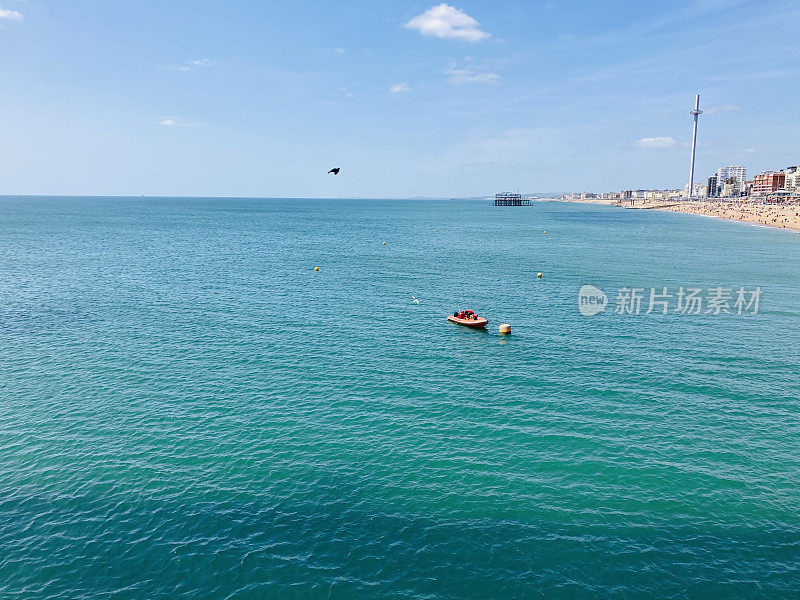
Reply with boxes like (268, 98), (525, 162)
(537, 198), (800, 233)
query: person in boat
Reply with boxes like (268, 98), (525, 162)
(454, 310), (479, 320)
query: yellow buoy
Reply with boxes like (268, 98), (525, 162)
(315, 267), (319, 271)
(537, 272), (543, 278)
(543, 230), (547, 234)
(382, 241), (386, 245)
(499, 323), (511, 335)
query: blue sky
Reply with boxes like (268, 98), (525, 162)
(0, 0), (798, 197)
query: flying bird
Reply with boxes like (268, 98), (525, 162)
(328, 168), (340, 175)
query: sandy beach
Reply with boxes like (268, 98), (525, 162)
(541, 198), (800, 232)
(648, 200), (800, 232)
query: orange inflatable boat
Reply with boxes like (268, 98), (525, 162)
(447, 310), (488, 328)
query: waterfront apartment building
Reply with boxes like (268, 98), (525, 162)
(683, 182), (706, 198)
(706, 175), (718, 197)
(645, 190), (673, 201)
(721, 178), (740, 198)
(784, 166), (799, 193)
(715, 165), (747, 193)
(752, 172), (786, 197)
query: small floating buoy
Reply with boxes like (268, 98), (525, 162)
(315, 267), (319, 271)
(543, 230), (547, 234)
(537, 272), (543, 278)
(499, 323), (511, 335)
(382, 241), (386, 245)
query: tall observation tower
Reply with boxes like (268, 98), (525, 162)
(687, 94), (702, 199)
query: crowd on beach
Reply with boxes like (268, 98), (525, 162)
(547, 196), (800, 232)
(652, 200), (800, 232)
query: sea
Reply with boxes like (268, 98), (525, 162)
(1, 196), (799, 599)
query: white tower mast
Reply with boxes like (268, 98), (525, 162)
(688, 94), (702, 200)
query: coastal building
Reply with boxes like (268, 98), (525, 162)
(619, 189), (646, 204)
(683, 182), (706, 198)
(715, 165), (747, 192)
(784, 166), (799, 193)
(644, 190), (672, 202)
(706, 176), (718, 198)
(721, 177), (740, 198)
(668, 189), (684, 200)
(752, 172), (786, 197)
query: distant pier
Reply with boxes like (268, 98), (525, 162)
(494, 193), (531, 206)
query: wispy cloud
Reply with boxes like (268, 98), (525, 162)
(389, 82), (410, 93)
(333, 47), (346, 55)
(634, 136), (677, 148)
(406, 4), (489, 42)
(705, 103), (739, 114)
(157, 117), (209, 128)
(444, 61), (499, 85)
(159, 58), (211, 72)
(0, 3), (22, 21)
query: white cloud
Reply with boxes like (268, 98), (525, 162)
(406, 4), (489, 42)
(333, 47), (346, 55)
(157, 117), (208, 128)
(634, 136), (677, 148)
(444, 63), (499, 85)
(705, 103), (739, 114)
(745, 147), (756, 153)
(389, 82), (410, 93)
(0, 4), (23, 21)
(159, 58), (211, 72)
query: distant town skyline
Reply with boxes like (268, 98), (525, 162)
(0, 0), (798, 197)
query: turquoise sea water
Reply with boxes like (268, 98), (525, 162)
(1, 196), (799, 599)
